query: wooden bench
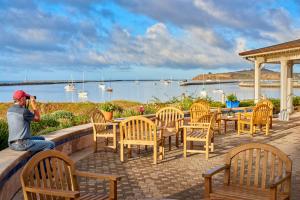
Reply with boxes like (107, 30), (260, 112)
(203, 143), (292, 200)
(20, 150), (122, 200)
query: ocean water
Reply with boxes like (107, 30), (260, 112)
(0, 81), (292, 103)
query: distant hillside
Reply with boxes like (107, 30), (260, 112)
(192, 68), (300, 80)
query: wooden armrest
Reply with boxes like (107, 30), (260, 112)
(93, 122), (118, 126)
(75, 170), (122, 181)
(24, 187), (80, 198)
(270, 173), (291, 188)
(202, 164), (229, 178)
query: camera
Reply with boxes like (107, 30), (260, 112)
(26, 96), (37, 100)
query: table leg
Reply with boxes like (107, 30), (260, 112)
(224, 120), (227, 134)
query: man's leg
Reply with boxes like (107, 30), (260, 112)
(27, 139), (55, 153)
(30, 136), (46, 140)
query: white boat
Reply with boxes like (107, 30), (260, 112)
(98, 82), (106, 90)
(64, 75), (76, 92)
(98, 72), (106, 90)
(78, 72), (88, 98)
(64, 83), (76, 92)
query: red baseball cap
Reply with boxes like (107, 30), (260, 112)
(13, 90), (30, 100)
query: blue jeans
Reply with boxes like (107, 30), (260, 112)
(9, 136), (55, 153)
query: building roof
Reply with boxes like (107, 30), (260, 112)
(239, 39), (300, 56)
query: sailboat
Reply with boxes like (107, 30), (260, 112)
(106, 81), (113, 92)
(64, 75), (76, 92)
(200, 74), (207, 98)
(98, 72), (106, 91)
(78, 72), (88, 98)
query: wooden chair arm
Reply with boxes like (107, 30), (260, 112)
(24, 187), (80, 198)
(92, 122), (118, 126)
(75, 170), (122, 181)
(270, 173), (291, 188)
(202, 164), (230, 178)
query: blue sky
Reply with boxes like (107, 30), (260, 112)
(0, 0), (300, 81)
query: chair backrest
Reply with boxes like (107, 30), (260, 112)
(190, 101), (210, 123)
(252, 104), (271, 124)
(120, 116), (157, 142)
(91, 110), (107, 133)
(155, 106), (184, 128)
(20, 150), (78, 200)
(190, 112), (216, 139)
(225, 143), (292, 191)
(257, 99), (273, 115)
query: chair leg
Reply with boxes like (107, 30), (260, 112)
(205, 141), (209, 160)
(169, 136), (172, 151)
(120, 143), (124, 162)
(210, 143), (214, 152)
(266, 123), (270, 136)
(113, 136), (117, 153)
(94, 137), (97, 153)
(128, 145), (132, 158)
(183, 128), (187, 158)
(176, 133), (179, 147)
(153, 144), (157, 164)
(237, 122), (241, 135)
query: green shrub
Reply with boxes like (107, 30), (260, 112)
(293, 96), (300, 106)
(51, 110), (74, 120)
(0, 120), (8, 150)
(144, 104), (159, 114)
(73, 115), (90, 125)
(269, 98), (280, 114)
(210, 101), (225, 108)
(180, 96), (194, 111)
(227, 93), (238, 101)
(99, 102), (118, 112)
(121, 109), (139, 117)
(239, 100), (255, 107)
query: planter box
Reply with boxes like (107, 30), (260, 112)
(226, 101), (240, 108)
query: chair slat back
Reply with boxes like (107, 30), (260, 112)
(257, 99), (273, 115)
(189, 113), (216, 139)
(155, 106), (184, 128)
(21, 150), (78, 200)
(120, 116), (157, 142)
(225, 143), (292, 191)
(91, 110), (107, 133)
(190, 101), (210, 123)
(253, 104), (271, 124)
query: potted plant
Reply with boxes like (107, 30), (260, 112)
(226, 93), (240, 108)
(99, 102), (117, 121)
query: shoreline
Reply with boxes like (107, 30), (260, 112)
(0, 79), (184, 87)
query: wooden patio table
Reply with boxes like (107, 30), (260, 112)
(221, 115), (238, 134)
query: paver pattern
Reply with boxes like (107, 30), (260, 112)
(13, 113), (300, 199)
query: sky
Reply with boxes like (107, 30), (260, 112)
(0, 0), (300, 81)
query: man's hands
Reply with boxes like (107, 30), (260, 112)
(29, 96), (40, 122)
(30, 96), (37, 110)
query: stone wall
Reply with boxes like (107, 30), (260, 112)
(0, 124), (93, 200)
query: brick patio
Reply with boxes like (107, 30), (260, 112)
(13, 113), (300, 200)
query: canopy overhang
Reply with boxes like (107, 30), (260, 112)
(239, 39), (300, 120)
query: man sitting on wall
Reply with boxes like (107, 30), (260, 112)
(7, 90), (55, 152)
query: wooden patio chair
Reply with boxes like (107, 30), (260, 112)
(20, 150), (122, 200)
(154, 106), (184, 150)
(183, 112), (216, 160)
(238, 104), (271, 136)
(119, 116), (164, 164)
(190, 101), (221, 133)
(91, 110), (118, 152)
(203, 143), (292, 200)
(190, 101), (210, 123)
(257, 99), (274, 128)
